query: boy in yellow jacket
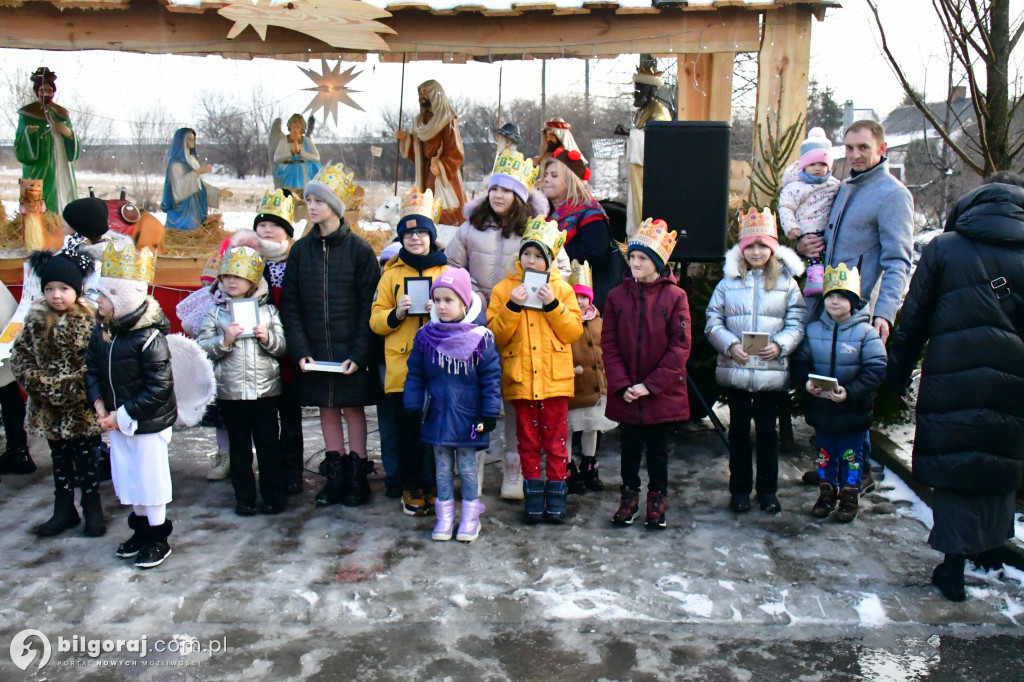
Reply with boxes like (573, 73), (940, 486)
(487, 216), (583, 523)
(370, 189), (449, 516)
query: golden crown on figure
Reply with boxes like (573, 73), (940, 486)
(101, 242), (157, 284)
(400, 187), (442, 223)
(256, 189), (295, 227)
(491, 149), (539, 191)
(521, 216), (566, 261)
(568, 260), (593, 289)
(737, 206), (778, 242)
(630, 218), (677, 266)
(633, 64), (665, 87)
(219, 246), (266, 285)
(823, 263), (861, 298)
(311, 162), (357, 206)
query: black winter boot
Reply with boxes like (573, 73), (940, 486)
(314, 451), (346, 507)
(341, 453), (370, 507)
(612, 486), (641, 526)
(116, 513), (149, 558)
(80, 493), (106, 537)
(0, 444), (36, 475)
(566, 460), (586, 495)
(544, 480), (568, 524)
(581, 456), (604, 492)
(523, 479), (546, 524)
(135, 520), (173, 569)
(33, 493), (80, 536)
(932, 554), (967, 602)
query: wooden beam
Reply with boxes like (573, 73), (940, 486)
(709, 51), (734, 122)
(752, 5), (812, 203)
(677, 53), (710, 122)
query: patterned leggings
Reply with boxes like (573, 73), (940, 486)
(48, 436), (103, 497)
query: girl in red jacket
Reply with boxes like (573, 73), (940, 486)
(602, 218), (691, 529)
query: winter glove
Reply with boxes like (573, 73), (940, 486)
(476, 416), (497, 433)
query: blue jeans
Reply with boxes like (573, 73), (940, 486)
(376, 393), (400, 490)
(815, 430), (867, 489)
(434, 445), (478, 502)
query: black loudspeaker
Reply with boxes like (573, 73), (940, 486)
(642, 121), (731, 262)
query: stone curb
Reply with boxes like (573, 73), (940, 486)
(869, 429), (1024, 572)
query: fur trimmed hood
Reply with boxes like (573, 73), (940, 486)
(723, 243), (805, 280)
(462, 189), (549, 221)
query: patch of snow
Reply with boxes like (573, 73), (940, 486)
(450, 594), (469, 609)
(663, 592), (714, 618)
(855, 594), (890, 628)
(876, 469), (933, 530)
(718, 580), (735, 591)
(857, 647), (937, 681)
(1000, 596), (1024, 625)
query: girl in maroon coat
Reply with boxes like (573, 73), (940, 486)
(602, 218), (691, 529)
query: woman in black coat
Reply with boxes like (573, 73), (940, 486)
(888, 175), (1024, 601)
(280, 176), (382, 508)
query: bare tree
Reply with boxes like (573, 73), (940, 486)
(867, 0), (1024, 175)
(197, 92), (263, 179)
(126, 106), (174, 210)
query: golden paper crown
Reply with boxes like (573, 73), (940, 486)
(738, 206), (778, 243)
(100, 242), (157, 284)
(219, 246), (265, 285)
(568, 259), (593, 289)
(400, 187), (441, 223)
(633, 64), (664, 87)
(629, 218), (677, 265)
(256, 189), (295, 227)
(823, 263), (861, 299)
(491, 149), (539, 192)
(310, 162), (357, 206)
(521, 216), (566, 262)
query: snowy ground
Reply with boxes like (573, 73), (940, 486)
(1, 411), (1023, 680)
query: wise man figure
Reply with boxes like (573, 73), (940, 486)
(492, 122), (522, 166)
(15, 67), (80, 214)
(535, 117), (586, 169)
(617, 60), (671, 237)
(395, 80), (467, 225)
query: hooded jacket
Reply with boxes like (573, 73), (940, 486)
(569, 313), (607, 411)
(778, 160), (841, 238)
(85, 296), (177, 434)
(602, 269), (691, 425)
(888, 182), (1024, 493)
(791, 306), (887, 433)
(705, 244), (806, 392)
(403, 292), (502, 447)
(197, 278), (287, 401)
(445, 191), (571, 303)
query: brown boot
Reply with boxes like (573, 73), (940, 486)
(811, 483), (838, 518)
(833, 486), (860, 523)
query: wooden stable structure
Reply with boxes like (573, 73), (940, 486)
(1, 0), (835, 165)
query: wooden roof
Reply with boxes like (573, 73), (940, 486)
(0, 0), (836, 60)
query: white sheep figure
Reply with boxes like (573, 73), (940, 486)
(372, 196), (402, 234)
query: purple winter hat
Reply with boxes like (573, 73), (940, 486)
(430, 267), (473, 308)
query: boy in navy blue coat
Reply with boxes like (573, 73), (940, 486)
(792, 264), (887, 522)
(404, 268), (501, 543)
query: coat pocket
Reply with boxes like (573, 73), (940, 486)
(500, 341), (523, 384)
(550, 338), (574, 381)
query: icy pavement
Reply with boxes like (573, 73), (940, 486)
(1, 411), (1023, 680)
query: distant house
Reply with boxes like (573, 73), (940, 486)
(879, 87), (975, 183)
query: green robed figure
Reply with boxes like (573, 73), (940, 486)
(15, 68), (80, 214)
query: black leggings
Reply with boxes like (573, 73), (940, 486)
(726, 388), (783, 496)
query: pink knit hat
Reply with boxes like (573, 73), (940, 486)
(430, 267), (473, 309)
(799, 127), (833, 171)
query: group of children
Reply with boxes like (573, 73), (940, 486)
(5, 127), (890, 565)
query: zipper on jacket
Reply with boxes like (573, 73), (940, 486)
(636, 286), (645, 420)
(323, 238), (334, 405)
(107, 332), (118, 411)
(830, 322), (839, 378)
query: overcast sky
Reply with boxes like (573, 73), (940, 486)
(0, 0), (1020, 141)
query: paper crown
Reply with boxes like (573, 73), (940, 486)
(568, 259), (593, 289)
(219, 246), (265, 284)
(738, 207), (778, 243)
(521, 216), (566, 262)
(823, 263), (861, 299)
(201, 255), (221, 284)
(633, 64), (664, 87)
(310, 162), (357, 206)
(256, 189), (295, 227)
(100, 242), (157, 284)
(491, 149), (539, 192)
(629, 218), (677, 266)
(400, 187), (441, 223)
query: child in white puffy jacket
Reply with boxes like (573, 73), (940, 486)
(778, 127), (840, 296)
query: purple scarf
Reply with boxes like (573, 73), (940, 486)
(414, 321), (492, 375)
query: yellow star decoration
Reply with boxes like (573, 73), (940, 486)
(300, 59), (365, 125)
(219, 0), (395, 53)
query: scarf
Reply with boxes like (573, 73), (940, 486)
(399, 247), (448, 272)
(413, 321), (492, 376)
(582, 303), (598, 322)
(551, 198), (607, 245)
(258, 236), (290, 263)
(798, 170), (831, 185)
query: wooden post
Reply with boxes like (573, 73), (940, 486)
(753, 6), (813, 172)
(676, 52), (734, 122)
(709, 52), (734, 122)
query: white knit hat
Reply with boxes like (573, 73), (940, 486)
(799, 127), (833, 170)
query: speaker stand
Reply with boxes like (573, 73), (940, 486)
(687, 375), (729, 451)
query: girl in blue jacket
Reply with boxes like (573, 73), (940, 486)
(404, 268), (502, 543)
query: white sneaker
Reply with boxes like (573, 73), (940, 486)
(500, 451), (524, 500)
(206, 451), (230, 481)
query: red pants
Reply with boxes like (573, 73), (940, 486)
(513, 397), (569, 482)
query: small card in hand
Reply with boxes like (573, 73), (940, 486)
(404, 277), (432, 316)
(229, 298), (259, 339)
(808, 373), (839, 393)
(522, 269), (550, 310)
(742, 332), (770, 354)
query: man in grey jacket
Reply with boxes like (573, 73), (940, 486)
(796, 120), (914, 344)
